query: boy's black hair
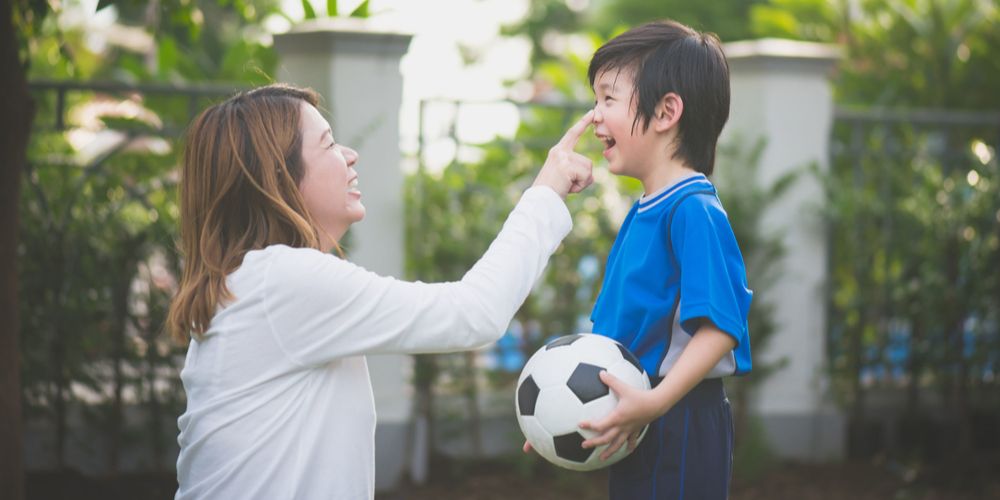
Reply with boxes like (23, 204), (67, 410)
(588, 20), (730, 175)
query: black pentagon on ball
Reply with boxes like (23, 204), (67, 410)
(616, 343), (644, 374)
(517, 375), (540, 416)
(553, 432), (593, 463)
(566, 362), (608, 404)
(545, 334), (583, 350)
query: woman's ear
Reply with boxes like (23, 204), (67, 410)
(653, 93), (683, 133)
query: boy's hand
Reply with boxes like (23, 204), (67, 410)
(578, 370), (661, 461)
(532, 110), (595, 199)
(522, 440), (533, 454)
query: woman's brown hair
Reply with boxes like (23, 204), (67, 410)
(167, 84), (327, 343)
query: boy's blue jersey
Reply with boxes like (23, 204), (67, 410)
(591, 174), (752, 378)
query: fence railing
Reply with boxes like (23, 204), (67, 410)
(29, 79), (247, 134)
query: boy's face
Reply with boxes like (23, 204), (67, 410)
(592, 69), (658, 182)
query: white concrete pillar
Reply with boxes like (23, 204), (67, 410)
(722, 38), (845, 460)
(273, 18), (413, 490)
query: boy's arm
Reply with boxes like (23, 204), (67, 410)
(578, 322), (736, 460)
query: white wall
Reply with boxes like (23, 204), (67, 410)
(723, 38), (846, 460)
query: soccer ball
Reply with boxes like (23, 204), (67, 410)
(515, 333), (651, 471)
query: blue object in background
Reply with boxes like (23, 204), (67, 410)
(492, 331), (525, 373)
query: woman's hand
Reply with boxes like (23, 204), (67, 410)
(532, 110), (595, 198)
(578, 370), (662, 461)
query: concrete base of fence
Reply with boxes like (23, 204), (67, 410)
(759, 409), (846, 461)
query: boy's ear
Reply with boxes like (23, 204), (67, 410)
(652, 93), (683, 133)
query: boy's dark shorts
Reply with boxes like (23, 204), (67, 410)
(608, 377), (733, 500)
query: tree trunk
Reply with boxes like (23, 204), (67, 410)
(1, 0), (34, 497)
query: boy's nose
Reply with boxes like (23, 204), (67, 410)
(592, 105), (603, 123)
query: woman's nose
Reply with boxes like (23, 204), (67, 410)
(342, 146), (359, 166)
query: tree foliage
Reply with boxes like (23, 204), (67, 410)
(15, 0), (282, 472)
(750, 0), (1000, 108)
(503, 0), (768, 68)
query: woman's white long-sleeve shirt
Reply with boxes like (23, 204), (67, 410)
(174, 186), (571, 500)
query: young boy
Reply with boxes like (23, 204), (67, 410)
(580, 20), (753, 499)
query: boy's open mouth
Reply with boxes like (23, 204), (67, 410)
(599, 135), (617, 151)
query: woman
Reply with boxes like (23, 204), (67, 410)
(167, 84), (594, 499)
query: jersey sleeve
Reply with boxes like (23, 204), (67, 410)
(670, 194), (753, 349)
(261, 186), (571, 366)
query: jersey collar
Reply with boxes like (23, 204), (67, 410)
(637, 173), (711, 213)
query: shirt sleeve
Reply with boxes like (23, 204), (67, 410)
(670, 194), (752, 347)
(262, 186), (572, 366)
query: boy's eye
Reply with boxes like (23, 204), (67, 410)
(326, 142), (337, 150)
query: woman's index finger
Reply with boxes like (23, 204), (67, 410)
(557, 109), (595, 150)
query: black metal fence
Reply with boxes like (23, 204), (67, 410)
(828, 106), (1000, 458)
(21, 81), (244, 474)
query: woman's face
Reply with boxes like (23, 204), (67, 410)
(298, 102), (364, 249)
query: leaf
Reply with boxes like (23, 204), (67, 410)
(750, 6), (799, 39)
(156, 35), (179, 78)
(350, 0), (369, 18)
(301, 0), (316, 19)
(328, 0), (338, 16)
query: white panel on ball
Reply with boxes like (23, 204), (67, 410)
(534, 386), (586, 437)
